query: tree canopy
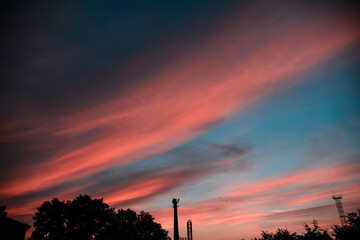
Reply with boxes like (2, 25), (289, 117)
(30, 195), (169, 240)
(254, 220), (331, 240)
(332, 209), (360, 240)
(252, 212), (360, 240)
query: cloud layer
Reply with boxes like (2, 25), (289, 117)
(1, 1), (360, 239)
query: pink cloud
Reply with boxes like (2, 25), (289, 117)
(149, 162), (360, 239)
(1, 9), (358, 200)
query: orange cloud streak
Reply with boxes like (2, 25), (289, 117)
(150, 162), (360, 239)
(1, 9), (358, 202)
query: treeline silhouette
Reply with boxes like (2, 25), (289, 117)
(251, 209), (360, 240)
(7, 194), (358, 240)
(29, 195), (170, 240)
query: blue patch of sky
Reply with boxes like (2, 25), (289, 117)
(198, 55), (360, 177)
(136, 50), (360, 202)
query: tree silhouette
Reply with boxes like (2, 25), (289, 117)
(137, 211), (169, 240)
(100, 209), (138, 239)
(258, 228), (297, 240)
(98, 209), (170, 240)
(302, 220), (331, 240)
(30, 195), (169, 240)
(254, 220), (331, 240)
(30, 198), (67, 240)
(332, 209), (360, 240)
(65, 195), (113, 239)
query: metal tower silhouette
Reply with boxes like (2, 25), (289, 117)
(332, 192), (346, 226)
(173, 198), (180, 240)
(187, 220), (193, 240)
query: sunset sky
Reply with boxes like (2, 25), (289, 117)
(0, 1), (360, 239)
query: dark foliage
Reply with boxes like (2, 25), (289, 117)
(332, 209), (360, 240)
(30, 195), (169, 240)
(257, 229), (297, 240)
(30, 198), (68, 240)
(97, 209), (170, 240)
(253, 220), (331, 240)
(258, 228), (296, 240)
(301, 220), (332, 240)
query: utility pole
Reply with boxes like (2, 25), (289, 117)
(173, 198), (180, 240)
(187, 219), (193, 240)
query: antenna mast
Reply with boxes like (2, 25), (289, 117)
(332, 193), (346, 226)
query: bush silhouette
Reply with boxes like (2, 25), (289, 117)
(30, 195), (169, 240)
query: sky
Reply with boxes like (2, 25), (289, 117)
(0, 0), (360, 239)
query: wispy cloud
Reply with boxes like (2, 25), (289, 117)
(1, 5), (358, 199)
(151, 161), (360, 238)
(1, 1), (359, 239)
